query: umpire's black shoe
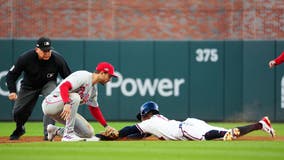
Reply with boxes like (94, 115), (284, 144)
(9, 126), (25, 140)
(43, 135), (48, 141)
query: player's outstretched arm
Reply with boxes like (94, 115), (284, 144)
(95, 125), (146, 140)
(119, 125), (147, 139)
(270, 51), (284, 68)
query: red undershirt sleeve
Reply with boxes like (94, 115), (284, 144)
(59, 81), (72, 103)
(274, 51), (284, 65)
(88, 106), (107, 127)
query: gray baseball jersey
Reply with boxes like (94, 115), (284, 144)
(51, 70), (99, 107)
(42, 70), (100, 138)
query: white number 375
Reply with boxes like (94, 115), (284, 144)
(195, 48), (218, 62)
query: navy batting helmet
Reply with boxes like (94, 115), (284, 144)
(136, 101), (159, 121)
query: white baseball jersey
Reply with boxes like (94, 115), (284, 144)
(51, 70), (99, 107)
(136, 114), (228, 141)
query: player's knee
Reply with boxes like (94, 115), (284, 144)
(84, 130), (94, 138)
(78, 128), (94, 138)
(84, 124), (95, 138)
(204, 130), (223, 140)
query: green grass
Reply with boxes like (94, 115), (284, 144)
(1, 141), (284, 160)
(1, 121), (284, 160)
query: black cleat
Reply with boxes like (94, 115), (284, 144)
(9, 126), (25, 140)
(43, 136), (48, 141)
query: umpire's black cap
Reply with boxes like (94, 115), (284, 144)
(36, 37), (53, 51)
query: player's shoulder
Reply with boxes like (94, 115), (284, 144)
(19, 49), (36, 59)
(51, 50), (61, 56)
(51, 50), (70, 66)
(15, 49), (36, 65)
(67, 70), (92, 83)
(51, 50), (65, 60)
(72, 70), (92, 76)
(152, 114), (169, 120)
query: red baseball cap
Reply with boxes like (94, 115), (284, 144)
(96, 62), (118, 77)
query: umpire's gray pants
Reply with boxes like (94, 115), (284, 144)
(13, 81), (56, 137)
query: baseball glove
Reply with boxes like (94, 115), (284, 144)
(101, 126), (119, 140)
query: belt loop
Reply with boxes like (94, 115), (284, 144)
(179, 123), (182, 129)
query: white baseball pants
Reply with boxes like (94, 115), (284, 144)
(42, 93), (94, 138)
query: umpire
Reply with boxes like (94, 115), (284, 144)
(6, 37), (71, 140)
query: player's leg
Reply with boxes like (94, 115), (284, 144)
(60, 93), (84, 141)
(42, 93), (84, 141)
(203, 124), (229, 140)
(223, 123), (260, 141)
(46, 123), (64, 141)
(204, 130), (227, 140)
(42, 115), (55, 140)
(10, 88), (40, 140)
(45, 113), (96, 141)
(181, 118), (224, 140)
(74, 114), (94, 138)
(42, 93), (65, 141)
(183, 118), (229, 140)
(44, 113), (67, 141)
(234, 123), (261, 137)
(41, 81), (57, 140)
(224, 116), (275, 140)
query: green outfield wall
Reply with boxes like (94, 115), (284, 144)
(0, 40), (283, 121)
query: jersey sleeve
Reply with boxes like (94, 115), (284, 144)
(135, 119), (154, 134)
(119, 125), (143, 138)
(53, 51), (71, 78)
(60, 61), (71, 79)
(274, 51), (284, 65)
(6, 56), (25, 93)
(58, 58), (71, 78)
(59, 81), (72, 103)
(88, 106), (107, 127)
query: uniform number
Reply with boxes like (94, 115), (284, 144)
(195, 48), (218, 62)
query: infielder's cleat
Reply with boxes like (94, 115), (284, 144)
(9, 126), (25, 140)
(47, 124), (58, 141)
(223, 128), (240, 141)
(84, 136), (100, 142)
(259, 116), (276, 137)
(61, 133), (85, 142)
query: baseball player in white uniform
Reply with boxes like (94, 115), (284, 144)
(42, 62), (118, 141)
(100, 101), (275, 141)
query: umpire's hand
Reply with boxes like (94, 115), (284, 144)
(8, 92), (17, 101)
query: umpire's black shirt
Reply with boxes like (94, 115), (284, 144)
(6, 49), (71, 93)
